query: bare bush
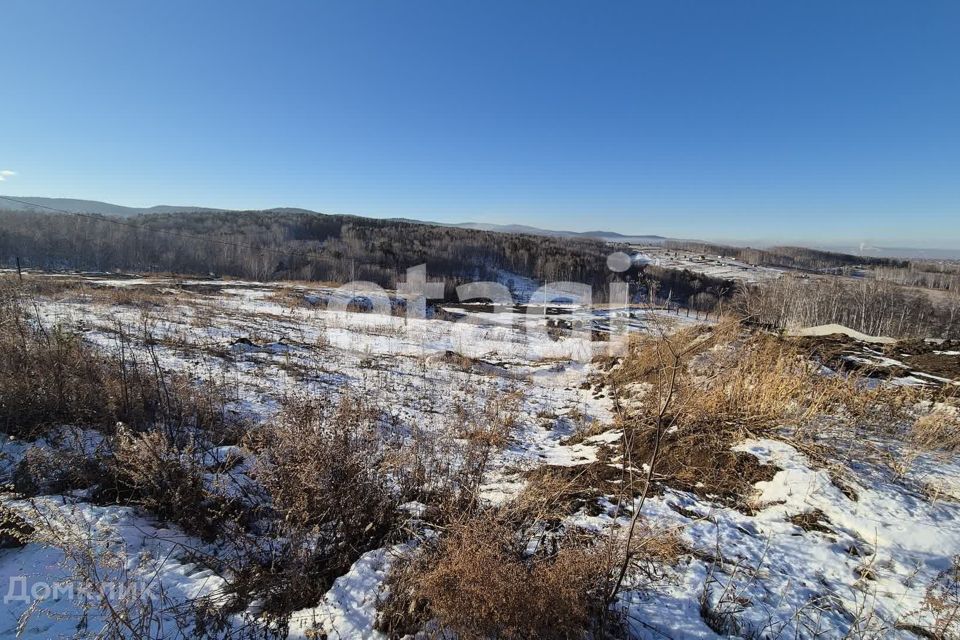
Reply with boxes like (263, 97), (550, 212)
(247, 394), (396, 616)
(12, 444), (104, 496)
(103, 429), (229, 541)
(379, 509), (607, 639)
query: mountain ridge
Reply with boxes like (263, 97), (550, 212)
(0, 195), (655, 242)
(5, 195), (958, 258)
(0, 196), (225, 218)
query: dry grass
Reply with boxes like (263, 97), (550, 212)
(0, 279), (247, 545)
(253, 394), (393, 535)
(0, 304), (135, 436)
(898, 555), (960, 639)
(911, 403), (960, 452)
(788, 509), (835, 535)
(87, 284), (170, 309)
(378, 385), (526, 524)
(8, 273), (174, 308)
(383, 417), (504, 523)
(630, 427), (779, 506)
(606, 319), (923, 505)
(0, 280), (240, 441)
(102, 429), (228, 540)
(0, 504), (34, 548)
(460, 388), (524, 449)
(609, 324), (804, 504)
(920, 555), (960, 638)
(244, 394), (397, 616)
(12, 444), (104, 496)
(378, 509), (609, 639)
(379, 451), (686, 638)
(520, 458), (627, 518)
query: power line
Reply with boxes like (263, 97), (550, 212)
(0, 194), (333, 265)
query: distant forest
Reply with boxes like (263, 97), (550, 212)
(734, 275), (960, 339)
(0, 210), (731, 305)
(665, 240), (907, 272)
(873, 261), (960, 292)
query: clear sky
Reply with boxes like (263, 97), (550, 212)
(1, 1), (958, 248)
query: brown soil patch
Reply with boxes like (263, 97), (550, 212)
(522, 461), (629, 517)
(788, 509), (834, 534)
(524, 427), (779, 515)
(888, 339), (960, 381)
(790, 334), (960, 384)
(791, 335), (907, 378)
(630, 427), (779, 507)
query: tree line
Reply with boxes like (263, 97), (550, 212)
(6, 208), (958, 337)
(665, 240), (906, 272)
(872, 262), (960, 292)
(0, 209), (730, 306)
(733, 274), (960, 339)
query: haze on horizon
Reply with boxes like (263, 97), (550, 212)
(1, 1), (958, 249)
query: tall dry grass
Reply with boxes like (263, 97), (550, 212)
(378, 509), (609, 639)
(604, 317), (930, 513)
(243, 394), (397, 615)
(911, 403), (960, 452)
(0, 278), (237, 441)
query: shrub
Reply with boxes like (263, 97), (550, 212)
(255, 394), (393, 537)
(248, 394), (396, 615)
(379, 510), (607, 639)
(102, 429), (228, 540)
(12, 444), (104, 496)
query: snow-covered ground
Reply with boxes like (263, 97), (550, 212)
(1, 272), (958, 639)
(614, 438), (960, 639)
(636, 248), (784, 283)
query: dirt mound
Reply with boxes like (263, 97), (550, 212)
(789, 323), (896, 344)
(885, 339), (960, 381)
(630, 427), (779, 507)
(524, 427), (779, 515)
(791, 334), (960, 383)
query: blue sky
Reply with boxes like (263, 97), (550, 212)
(1, 1), (958, 248)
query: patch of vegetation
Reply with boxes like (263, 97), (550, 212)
(378, 509), (610, 640)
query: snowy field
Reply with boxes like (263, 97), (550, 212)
(634, 248), (785, 284)
(1, 272), (959, 639)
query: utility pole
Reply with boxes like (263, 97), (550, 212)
(15, 256), (22, 283)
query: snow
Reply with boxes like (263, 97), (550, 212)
(635, 249), (785, 284)
(5, 271), (960, 638)
(0, 498), (230, 639)
(789, 323), (897, 345)
(616, 438), (960, 639)
(286, 546), (405, 639)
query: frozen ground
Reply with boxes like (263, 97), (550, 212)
(1, 272), (958, 639)
(636, 248), (784, 284)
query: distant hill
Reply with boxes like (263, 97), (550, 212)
(0, 196), (226, 217)
(4, 195), (957, 258)
(451, 222), (667, 244)
(0, 195), (667, 243)
(815, 243), (960, 260)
